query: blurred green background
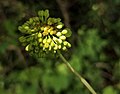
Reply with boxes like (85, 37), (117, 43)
(0, 0), (120, 94)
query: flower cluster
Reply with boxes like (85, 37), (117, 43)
(18, 10), (71, 57)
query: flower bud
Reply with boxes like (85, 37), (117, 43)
(50, 41), (55, 47)
(43, 39), (47, 44)
(40, 43), (43, 47)
(49, 46), (52, 50)
(62, 29), (68, 34)
(24, 26), (29, 30)
(58, 45), (61, 49)
(43, 31), (49, 36)
(57, 39), (62, 44)
(56, 24), (63, 29)
(29, 18), (33, 23)
(62, 46), (67, 50)
(25, 45), (29, 51)
(54, 45), (58, 50)
(31, 29), (35, 32)
(53, 36), (58, 41)
(50, 30), (56, 35)
(63, 41), (68, 46)
(43, 47), (45, 50)
(38, 38), (42, 42)
(44, 43), (49, 48)
(48, 29), (51, 33)
(54, 50), (56, 53)
(56, 32), (62, 37)
(19, 36), (26, 42)
(32, 34), (35, 36)
(41, 27), (44, 31)
(60, 35), (66, 40)
(38, 32), (42, 37)
(44, 26), (49, 31)
(49, 27), (54, 30)
(48, 27), (54, 33)
(50, 30), (54, 35)
(67, 42), (71, 47)
(47, 38), (52, 43)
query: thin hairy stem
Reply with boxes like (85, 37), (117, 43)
(58, 51), (97, 94)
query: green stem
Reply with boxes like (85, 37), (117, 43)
(58, 51), (97, 94)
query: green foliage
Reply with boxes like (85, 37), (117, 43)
(103, 86), (118, 94)
(78, 28), (107, 61)
(3, 20), (17, 36)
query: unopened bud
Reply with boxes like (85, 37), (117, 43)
(40, 43), (43, 47)
(47, 38), (52, 43)
(63, 41), (68, 46)
(38, 38), (42, 42)
(62, 29), (68, 34)
(67, 42), (71, 47)
(25, 45), (29, 51)
(43, 39), (47, 44)
(54, 45), (58, 50)
(48, 29), (51, 33)
(44, 26), (49, 31)
(58, 45), (61, 49)
(41, 27), (44, 31)
(62, 46), (67, 50)
(53, 30), (56, 34)
(56, 24), (63, 29)
(48, 27), (54, 33)
(49, 46), (52, 50)
(44, 43), (49, 48)
(51, 41), (55, 47)
(38, 32), (42, 37)
(60, 35), (66, 40)
(54, 50), (56, 53)
(43, 31), (49, 36)
(50, 30), (54, 35)
(24, 26), (29, 30)
(31, 29), (35, 32)
(57, 39), (62, 44)
(53, 36), (58, 41)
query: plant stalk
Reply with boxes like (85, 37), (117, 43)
(58, 51), (97, 94)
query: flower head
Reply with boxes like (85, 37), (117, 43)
(18, 10), (71, 57)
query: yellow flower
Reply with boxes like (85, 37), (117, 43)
(18, 10), (71, 56)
